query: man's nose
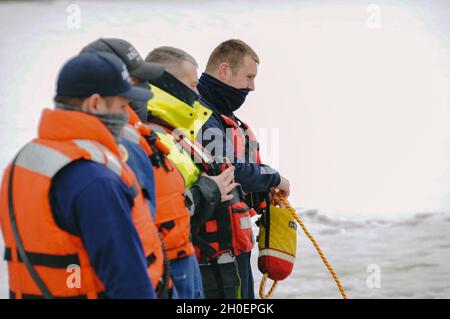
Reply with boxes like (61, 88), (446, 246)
(247, 80), (255, 91)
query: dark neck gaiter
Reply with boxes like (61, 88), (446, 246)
(197, 72), (250, 115)
(149, 71), (199, 107)
(129, 81), (152, 123)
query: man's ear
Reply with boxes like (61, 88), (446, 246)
(217, 62), (231, 81)
(81, 94), (101, 113)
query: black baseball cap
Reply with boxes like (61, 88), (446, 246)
(56, 52), (152, 101)
(80, 38), (165, 80)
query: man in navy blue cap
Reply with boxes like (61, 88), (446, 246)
(54, 51), (152, 139)
(0, 52), (162, 299)
(77, 44), (175, 298)
(80, 38), (165, 123)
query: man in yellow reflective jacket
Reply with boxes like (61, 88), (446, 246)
(145, 47), (244, 299)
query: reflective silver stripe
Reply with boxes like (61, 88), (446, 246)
(104, 151), (122, 176)
(181, 136), (211, 164)
(73, 140), (105, 165)
(95, 143), (123, 176)
(147, 123), (212, 163)
(184, 189), (195, 216)
(258, 249), (295, 263)
(146, 123), (166, 135)
(216, 252), (235, 264)
(248, 140), (259, 163)
(240, 216), (252, 230)
(122, 124), (140, 145)
(15, 142), (72, 178)
(15, 139), (122, 179)
(74, 139), (122, 177)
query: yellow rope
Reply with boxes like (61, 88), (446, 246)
(259, 273), (278, 299)
(259, 195), (348, 299)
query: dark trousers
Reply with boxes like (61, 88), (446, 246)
(236, 251), (255, 299)
(200, 260), (240, 299)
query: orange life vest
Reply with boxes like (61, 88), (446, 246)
(125, 106), (194, 261)
(219, 114), (269, 215)
(220, 114), (261, 165)
(0, 108), (164, 299)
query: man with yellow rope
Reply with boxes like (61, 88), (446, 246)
(196, 39), (291, 299)
(145, 47), (257, 299)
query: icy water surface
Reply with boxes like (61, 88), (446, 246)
(1, 210), (449, 299)
(251, 210), (450, 299)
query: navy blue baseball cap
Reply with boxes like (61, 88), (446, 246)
(56, 52), (152, 101)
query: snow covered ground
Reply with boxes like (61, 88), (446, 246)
(0, 0), (449, 299)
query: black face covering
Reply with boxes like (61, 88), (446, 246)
(149, 71), (199, 107)
(197, 72), (250, 115)
(129, 82), (151, 123)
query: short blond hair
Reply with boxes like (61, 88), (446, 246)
(205, 39), (259, 73)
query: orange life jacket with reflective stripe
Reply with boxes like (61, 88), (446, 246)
(147, 119), (255, 259)
(125, 106), (194, 261)
(220, 115), (261, 165)
(219, 114), (269, 215)
(0, 108), (164, 299)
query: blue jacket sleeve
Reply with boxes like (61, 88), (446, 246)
(50, 160), (156, 299)
(120, 139), (157, 218)
(198, 115), (281, 193)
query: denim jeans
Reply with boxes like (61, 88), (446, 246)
(170, 254), (205, 299)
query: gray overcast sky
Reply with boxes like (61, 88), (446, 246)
(0, 0), (448, 217)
